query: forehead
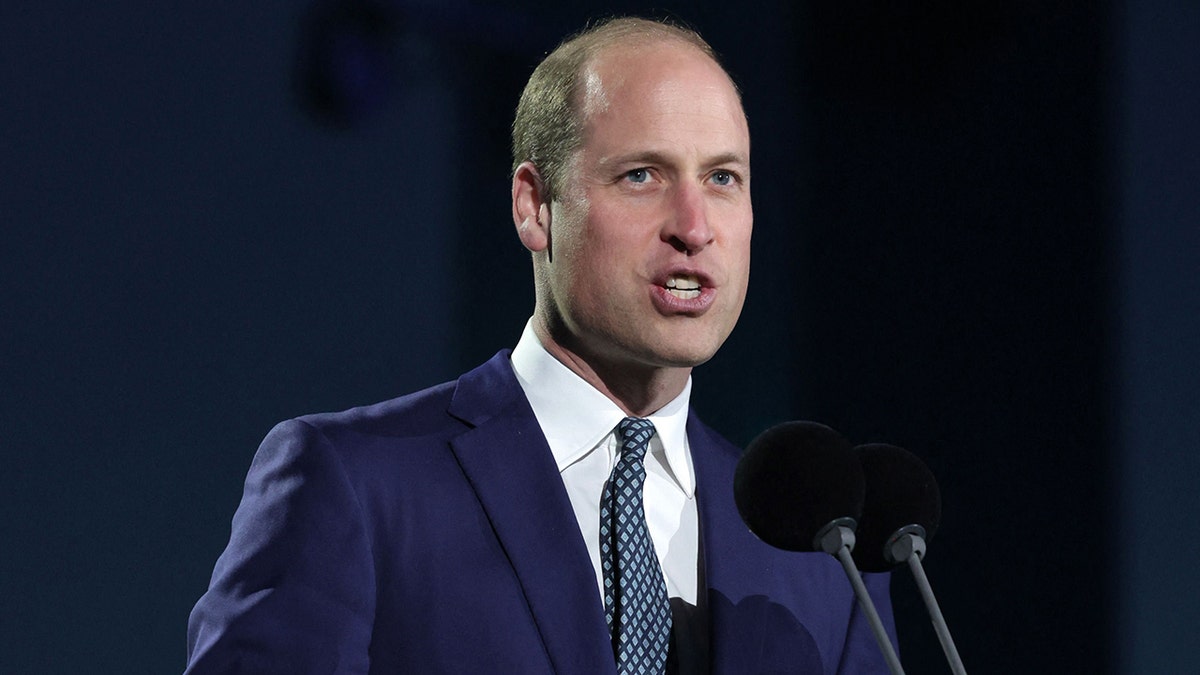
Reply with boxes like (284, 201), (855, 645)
(578, 40), (748, 140)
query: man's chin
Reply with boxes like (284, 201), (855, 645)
(644, 327), (737, 369)
(639, 343), (722, 370)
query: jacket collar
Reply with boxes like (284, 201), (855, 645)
(446, 351), (617, 675)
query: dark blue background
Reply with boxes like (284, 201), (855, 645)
(2, 1), (1196, 672)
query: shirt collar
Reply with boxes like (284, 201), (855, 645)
(511, 320), (695, 497)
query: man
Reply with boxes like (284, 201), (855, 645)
(186, 17), (895, 674)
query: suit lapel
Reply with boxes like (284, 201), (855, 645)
(690, 415), (780, 675)
(690, 415), (826, 674)
(688, 415), (749, 674)
(447, 353), (616, 675)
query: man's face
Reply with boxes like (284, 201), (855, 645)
(539, 41), (752, 373)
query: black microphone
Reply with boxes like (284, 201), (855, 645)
(734, 421), (864, 552)
(734, 422), (904, 675)
(852, 443), (941, 573)
(853, 444), (966, 675)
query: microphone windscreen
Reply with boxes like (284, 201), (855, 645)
(734, 421), (864, 552)
(852, 443), (942, 572)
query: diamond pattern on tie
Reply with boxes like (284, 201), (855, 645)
(599, 417), (672, 675)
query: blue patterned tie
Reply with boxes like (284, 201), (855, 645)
(600, 417), (672, 675)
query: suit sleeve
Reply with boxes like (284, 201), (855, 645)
(185, 419), (376, 674)
(835, 571), (898, 674)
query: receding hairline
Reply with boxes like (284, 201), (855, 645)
(510, 16), (742, 195)
(565, 17), (737, 96)
(578, 37), (743, 117)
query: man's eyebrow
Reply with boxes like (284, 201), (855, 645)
(602, 150), (749, 168)
(705, 152), (749, 168)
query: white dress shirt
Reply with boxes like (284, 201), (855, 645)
(510, 321), (700, 605)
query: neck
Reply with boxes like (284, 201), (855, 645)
(532, 321), (691, 417)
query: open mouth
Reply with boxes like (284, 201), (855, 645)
(664, 274), (702, 300)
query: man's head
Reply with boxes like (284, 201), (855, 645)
(511, 17), (752, 411)
(511, 18), (726, 204)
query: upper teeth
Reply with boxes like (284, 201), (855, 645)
(666, 275), (701, 290)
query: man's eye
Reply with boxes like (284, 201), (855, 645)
(710, 170), (735, 186)
(625, 168), (650, 183)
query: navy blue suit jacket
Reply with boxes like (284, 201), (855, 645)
(186, 351), (895, 673)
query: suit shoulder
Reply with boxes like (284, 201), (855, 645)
(273, 350), (518, 446)
(287, 378), (460, 443)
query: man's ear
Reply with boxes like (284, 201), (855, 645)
(512, 161), (551, 254)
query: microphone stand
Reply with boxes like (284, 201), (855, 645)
(816, 519), (905, 675)
(888, 527), (967, 675)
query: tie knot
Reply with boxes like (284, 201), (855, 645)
(616, 417), (656, 462)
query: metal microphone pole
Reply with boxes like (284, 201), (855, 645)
(818, 520), (905, 675)
(890, 529), (967, 675)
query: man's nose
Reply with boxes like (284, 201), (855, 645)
(664, 182), (715, 253)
